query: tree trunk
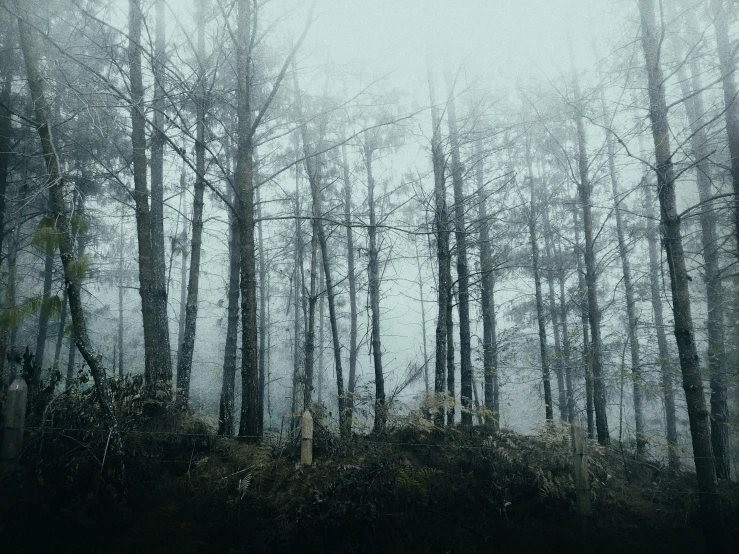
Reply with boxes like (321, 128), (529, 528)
(556, 235), (575, 423)
(476, 140), (499, 427)
(643, 179), (679, 467)
(445, 72), (473, 426)
(710, 0), (739, 264)
(150, 0), (166, 315)
(290, 136), (303, 431)
(543, 204), (567, 421)
(16, 2), (122, 464)
(572, 72), (609, 444)
(341, 142), (358, 431)
(601, 88), (645, 458)
(312, 152), (347, 433)
(0, 16), (11, 288)
(128, 0), (172, 389)
(218, 179), (240, 436)
(176, 3), (207, 403)
(316, 249), (325, 404)
(364, 142), (386, 432)
(526, 149), (553, 422)
(235, 0), (259, 440)
(674, 43), (730, 479)
(291, 75), (347, 434)
(573, 207), (595, 439)
(34, 234), (54, 377)
(428, 62), (449, 426)
(257, 181), (267, 436)
(638, 0), (719, 522)
(176, 184), (188, 370)
(446, 284), (455, 426)
(118, 213), (124, 378)
(414, 233), (430, 394)
(65, 192), (86, 387)
(53, 289), (68, 371)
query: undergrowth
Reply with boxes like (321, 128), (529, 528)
(1, 381), (737, 553)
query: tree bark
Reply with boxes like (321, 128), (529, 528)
(364, 141), (386, 432)
(176, 183), (188, 371)
(572, 71), (609, 444)
(16, 2), (122, 465)
(428, 62), (450, 426)
(53, 289), (68, 371)
(65, 191), (86, 387)
(34, 228), (54, 378)
(414, 233), (430, 395)
(445, 72), (473, 425)
(128, 0), (172, 389)
(218, 178), (240, 436)
(555, 235), (575, 423)
(543, 204), (567, 422)
(150, 0), (166, 314)
(0, 15), (11, 291)
(290, 135), (303, 431)
(526, 148), (553, 422)
(710, 0), (739, 264)
(293, 75), (347, 433)
(638, 0), (719, 522)
(674, 42), (730, 479)
(118, 210), (124, 378)
(601, 88), (645, 458)
(311, 147), (347, 433)
(0, 187), (22, 384)
(175, 2), (207, 403)
(257, 180), (267, 436)
(476, 139), (499, 428)
(235, 0), (259, 440)
(316, 249), (324, 405)
(573, 207), (595, 439)
(341, 142), (358, 431)
(643, 178), (679, 467)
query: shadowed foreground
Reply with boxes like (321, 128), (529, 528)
(1, 384), (737, 553)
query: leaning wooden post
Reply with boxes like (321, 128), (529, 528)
(572, 424), (591, 550)
(0, 378), (28, 474)
(301, 410), (313, 466)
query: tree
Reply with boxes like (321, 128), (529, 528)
(128, 0), (173, 390)
(571, 69), (609, 445)
(362, 132), (386, 431)
(643, 176), (679, 468)
(445, 70), (473, 425)
(176, 0), (208, 403)
(638, 0), (719, 525)
(428, 61), (451, 426)
(672, 30), (730, 479)
(476, 138), (499, 427)
(710, 0), (739, 263)
(15, 0), (122, 463)
(525, 141), (554, 422)
(234, 0), (315, 441)
(341, 140), (359, 431)
(600, 87), (645, 458)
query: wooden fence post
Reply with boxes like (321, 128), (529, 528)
(0, 378), (28, 474)
(301, 410), (313, 466)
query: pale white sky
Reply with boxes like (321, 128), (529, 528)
(301, 0), (631, 89)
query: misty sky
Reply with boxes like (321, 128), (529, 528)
(305, 0), (626, 87)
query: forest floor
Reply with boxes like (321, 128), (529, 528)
(1, 383), (738, 553)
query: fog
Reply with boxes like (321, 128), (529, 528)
(1, 1), (738, 548)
